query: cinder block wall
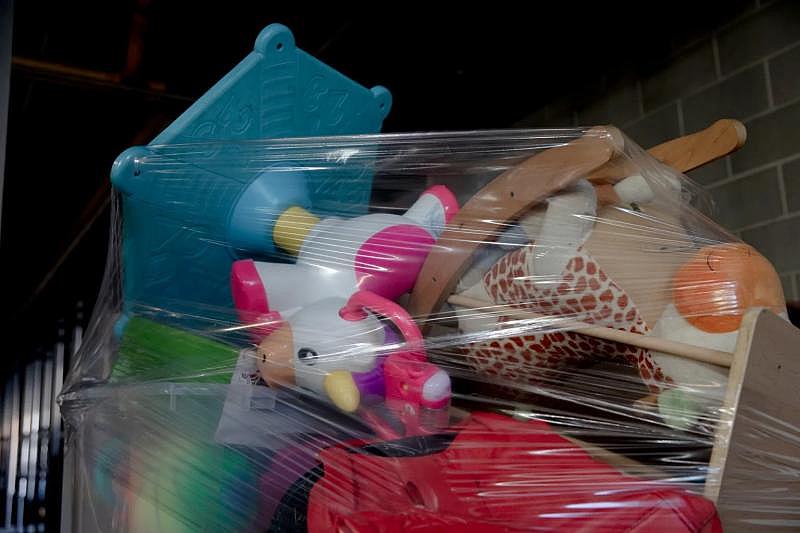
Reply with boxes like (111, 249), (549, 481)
(516, 0), (800, 300)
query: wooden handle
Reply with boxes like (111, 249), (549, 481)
(408, 128), (623, 330)
(589, 119), (746, 184)
(649, 118), (746, 173)
(448, 294), (734, 368)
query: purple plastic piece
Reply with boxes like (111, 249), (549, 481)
(352, 327), (402, 398)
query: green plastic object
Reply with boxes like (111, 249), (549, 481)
(126, 437), (259, 532)
(113, 317), (238, 383)
(658, 388), (702, 432)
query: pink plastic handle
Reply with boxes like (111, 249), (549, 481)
(339, 290), (426, 361)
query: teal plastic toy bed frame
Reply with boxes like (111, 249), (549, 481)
(110, 24), (391, 326)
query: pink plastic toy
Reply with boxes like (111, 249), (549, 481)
(231, 186), (458, 415)
(249, 290), (451, 416)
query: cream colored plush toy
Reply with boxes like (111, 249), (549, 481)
(453, 171), (786, 429)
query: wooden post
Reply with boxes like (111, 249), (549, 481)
(706, 309), (800, 531)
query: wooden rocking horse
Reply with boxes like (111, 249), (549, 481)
(407, 120), (800, 531)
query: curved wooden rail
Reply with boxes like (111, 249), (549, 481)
(408, 127), (624, 330)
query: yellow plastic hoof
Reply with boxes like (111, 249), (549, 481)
(324, 371), (361, 413)
(273, 206), (320, 256)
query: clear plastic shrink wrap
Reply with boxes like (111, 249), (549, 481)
(60, 128), (799, 532)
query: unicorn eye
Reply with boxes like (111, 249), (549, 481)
(297, 347), (317, 365)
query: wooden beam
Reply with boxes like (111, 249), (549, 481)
(448, 294), (734, 368)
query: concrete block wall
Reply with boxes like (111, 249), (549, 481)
(516, 0), (800, 300)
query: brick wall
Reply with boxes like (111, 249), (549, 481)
(515, 0), (800, 300)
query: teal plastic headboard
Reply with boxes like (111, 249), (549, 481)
(111, 24), (391, 326)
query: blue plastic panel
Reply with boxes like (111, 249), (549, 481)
(111, 24), (391, 320)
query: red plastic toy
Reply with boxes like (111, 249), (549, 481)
(307, 412), (722, 532)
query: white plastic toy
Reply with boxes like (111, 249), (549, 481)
(231, 186), (457, 413)
(251, 290), (451, 416)
(232, 185), (457, 335)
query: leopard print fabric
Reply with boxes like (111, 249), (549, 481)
(462, 245), (671, 393)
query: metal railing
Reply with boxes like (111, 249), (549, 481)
(1, 303), (84, 532)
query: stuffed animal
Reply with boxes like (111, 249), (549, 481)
(453, 172), (785, 428)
